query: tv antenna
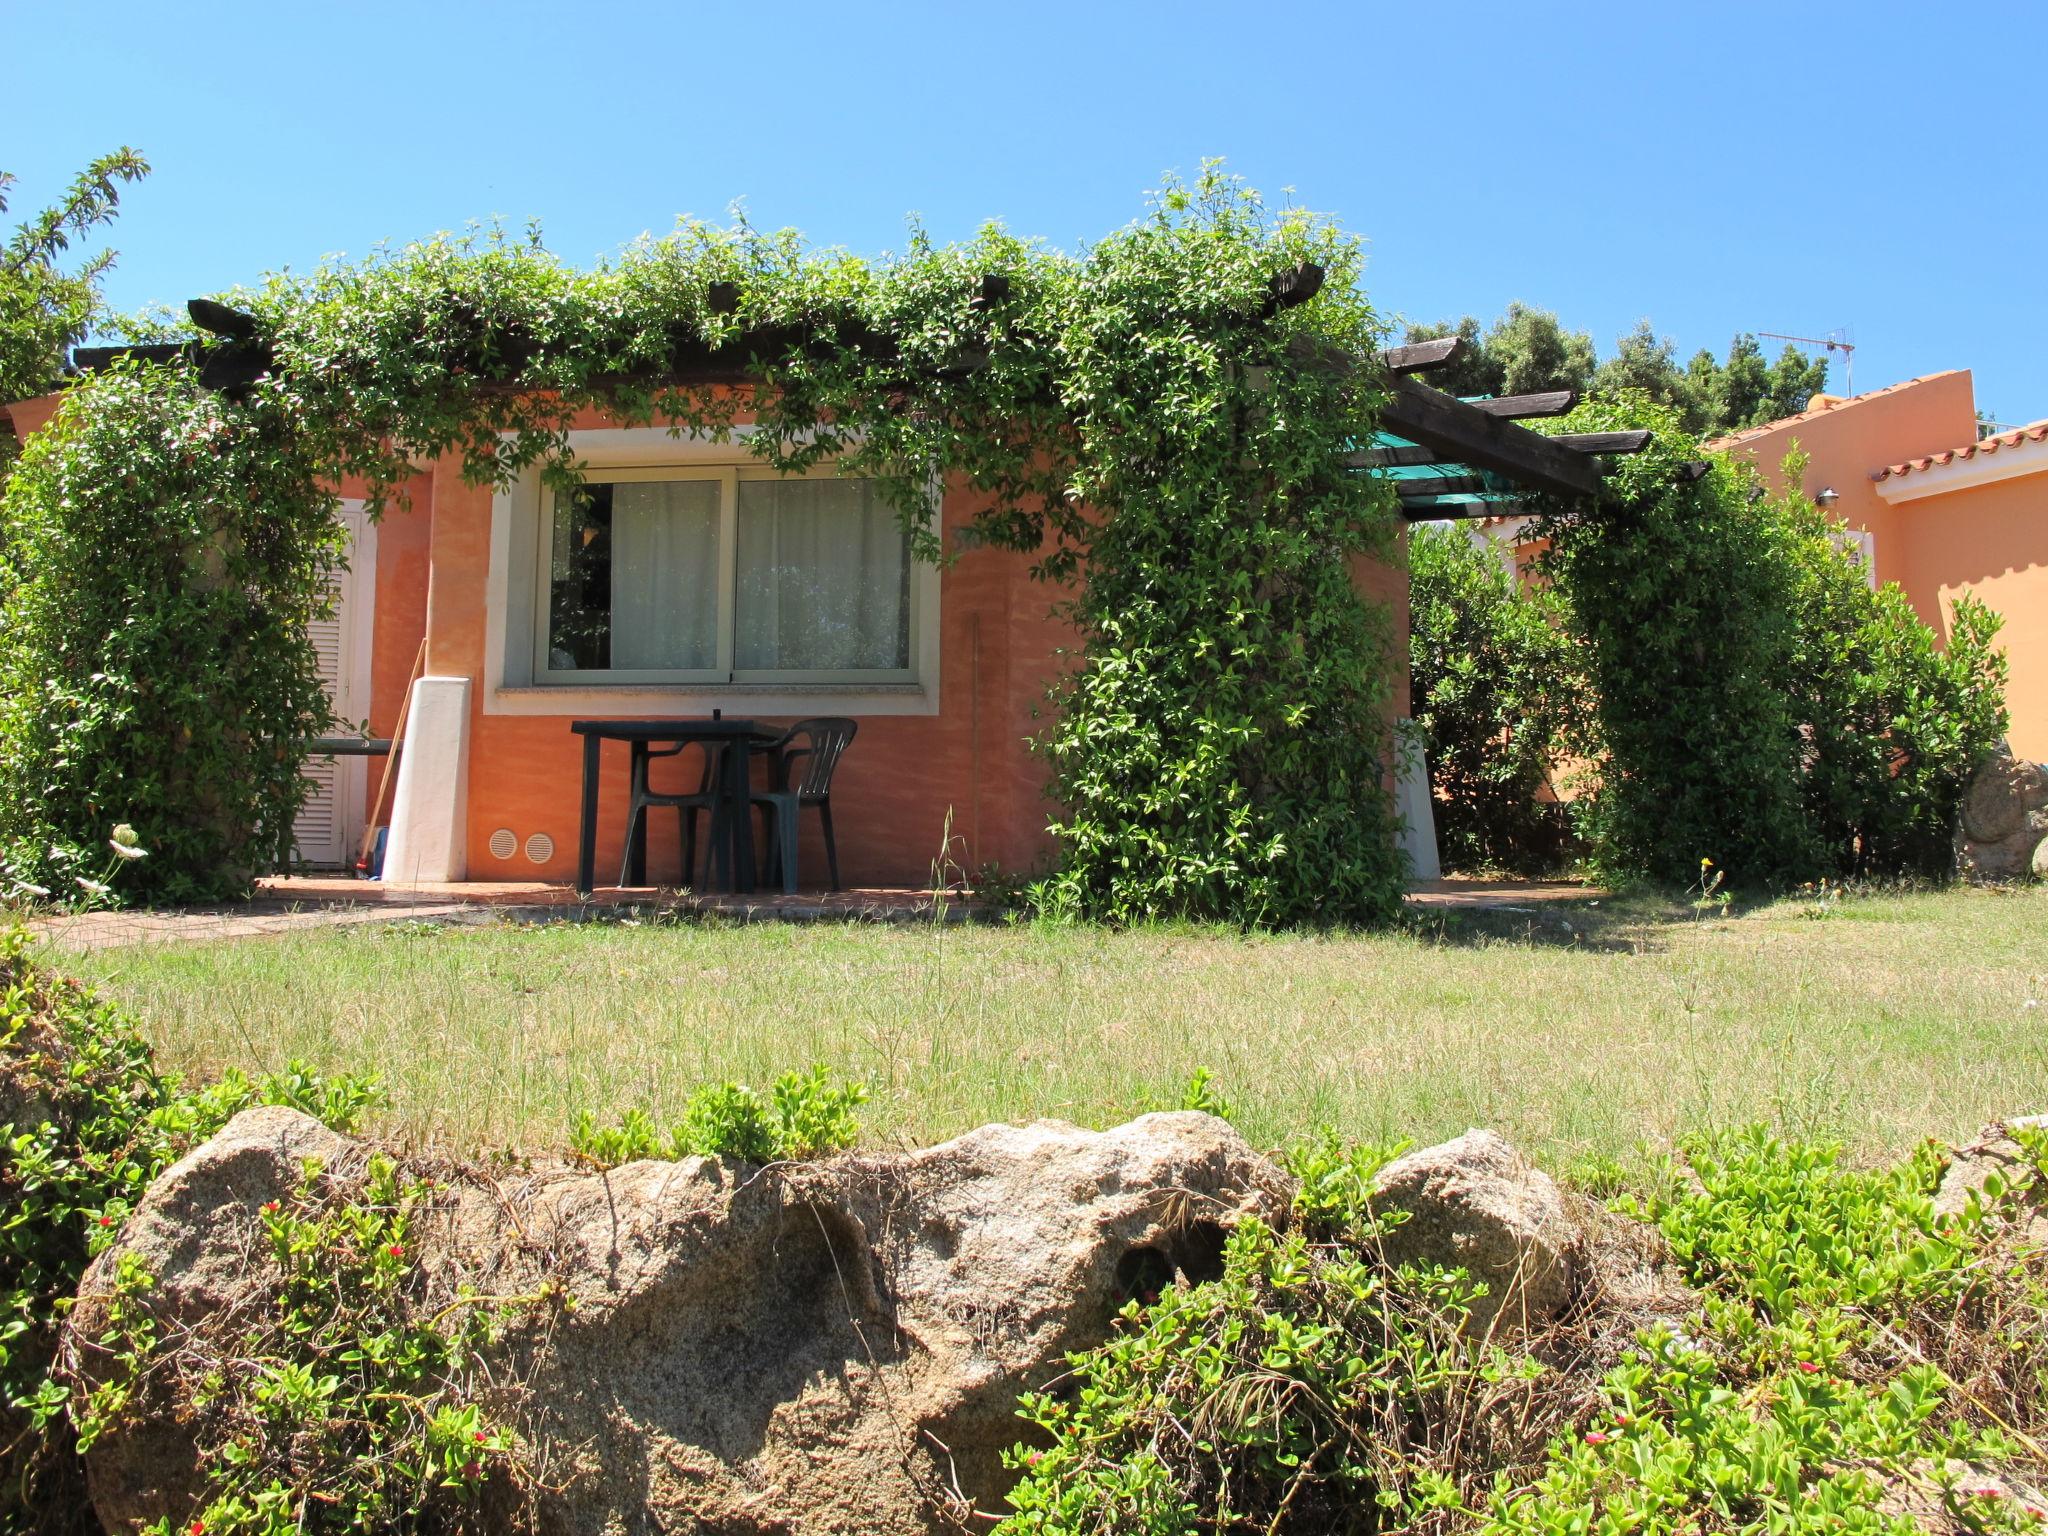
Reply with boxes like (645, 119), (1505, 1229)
(1759, 328), (1856, 396)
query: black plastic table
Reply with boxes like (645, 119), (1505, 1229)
(571, 719), (777, 896)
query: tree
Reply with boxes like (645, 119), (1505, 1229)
(0, 149), (150, 468)
(1531, 394), (2006, 889)
(1405, 305), (1830, 436)
(1591, 320), (1690, 417)
(1404, 303), (1594, 399)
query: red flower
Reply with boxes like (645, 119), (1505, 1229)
(1024, 1451), (1042, 1468)
(191, 1523), (204, 1535)
(96, 1215), (112, 1227)
(473, 1431), (488, 1444)
(261, 1201), (279, 1214)
(1584, 1431), (1611, 1445)
(1795, 1361), (1821, 1374)
(1612, 1414), (1632, 1427)
(462, 1459), (480, 1479)
(1977, 1487), (2004, 1501)
(387, 1244), (404, 1258)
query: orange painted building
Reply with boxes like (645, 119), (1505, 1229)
(1708, 373), (2048, 761)
(5, 391), (1422, 890)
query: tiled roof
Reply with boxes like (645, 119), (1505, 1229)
(1873, 420), (2048, 482)
(1705, 372), (1966, 450)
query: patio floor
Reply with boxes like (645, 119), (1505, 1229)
(30, 874), (1601, 951)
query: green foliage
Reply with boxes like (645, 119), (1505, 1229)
(1633, 1127), (1990, 1368)
(3, 165), (1406, 922)
(998, 1145), (1511, 1536)
(1407, 523), (1586, 872)
(1022, 171), (1405, 925)
(1776, 470), (2011, 876)
(1405, 304), (1597, 401)
(1479, 1335), (2019, 1536)
(1004, 1121), (2048, 1536)
(1174, 1066), (1234, 1121)
(1533, 394), (2007, 889)
(0, 367), (349, 901)
(1480, 1125), (2048, 1536)
(77, 1155), (537, 1535)
(1404, 308), (1828, 435)
(568, 1064), (868, 1168)
(0, 150), (150, 459)
(0, 922), (381, 1530)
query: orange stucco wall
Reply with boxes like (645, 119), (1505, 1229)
(1712, 372), (2048, 760)
(1712, 371), (1978, 599)
(1890, 472), (2048, 760)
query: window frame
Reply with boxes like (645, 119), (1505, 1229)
(530, 459), (921, 689)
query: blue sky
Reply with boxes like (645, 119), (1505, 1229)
(11, 0), (2044, 426)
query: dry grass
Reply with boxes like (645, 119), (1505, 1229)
(59, 884), (2048, 1168)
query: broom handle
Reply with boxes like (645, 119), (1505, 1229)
(359, 638), (427, 870)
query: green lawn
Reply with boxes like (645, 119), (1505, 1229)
(61, 885), (2048, 1170)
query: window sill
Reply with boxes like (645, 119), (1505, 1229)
(482, 680), (938, 718)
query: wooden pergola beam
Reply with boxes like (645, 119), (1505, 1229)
(1465, 390), (1578, 420)
(1378, 377), (1602, 499)
(1379, 336), (1464, 374)
(1550, 429), (1653, 455)
(1340, 444), (1443, 470)
(1396, 474), (1490, 500)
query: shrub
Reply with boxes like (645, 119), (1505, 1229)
(0, 922), (382, 1531)
(568, 1065), (869, 1169)
(997, 1138), (1562, 1534)
(0, 366), (347, 903)
(1003, 1125), (2048, 1536)
(72, 1155), (538, 1536)
(1486, 1126), (2048, 1536)
(1407, 522), (1587, 873)
(1534, 395), (2007, 889)
(1023, 172), (1406, 926)
(1775, 471), (2009, 877)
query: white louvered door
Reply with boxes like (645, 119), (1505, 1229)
(292, 506), (375, 869)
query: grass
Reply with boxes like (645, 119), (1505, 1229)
(59, 883), (2048, 1169)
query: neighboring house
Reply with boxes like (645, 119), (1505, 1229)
(1708, 372), (2048, 760)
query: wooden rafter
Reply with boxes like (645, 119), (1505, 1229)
(1465, 390), (1579, 420)
(1377, 377), (1603, 499)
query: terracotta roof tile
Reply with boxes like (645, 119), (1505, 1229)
(1873, 420), (2048, 481)
(1704, 372), (1967, 450)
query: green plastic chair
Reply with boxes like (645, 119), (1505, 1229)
(750, 718), (858, 893)
(619, 741), (723, 890)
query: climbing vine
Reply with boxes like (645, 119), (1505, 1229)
(0, 166), (1406, 923)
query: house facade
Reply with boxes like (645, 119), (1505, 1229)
(1707, 372), (2048, 760)
(5, 388), (1421, 890)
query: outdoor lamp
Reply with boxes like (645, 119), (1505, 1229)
(1815, 486), (1841, 511)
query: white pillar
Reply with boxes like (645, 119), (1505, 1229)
(1393, 718), (1442, 882)
(381, 676), (471, 884)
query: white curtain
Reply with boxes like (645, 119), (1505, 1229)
(611, 480), (721, 670)
(736, 479), (909, 671)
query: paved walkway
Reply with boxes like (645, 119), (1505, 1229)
(31, 874), (1602, 952)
